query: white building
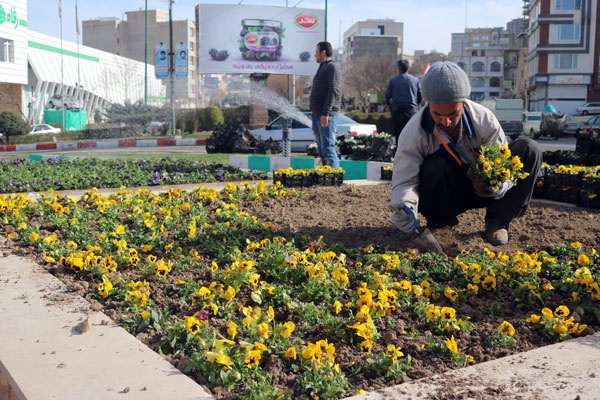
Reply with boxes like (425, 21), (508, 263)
(0, 0), (166, 126)
(26, 31), (166, 125)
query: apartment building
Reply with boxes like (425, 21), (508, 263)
(451, 22), (527, 102)
(524, 0), (597, 114)
(83, 9), (197, 108)
(342, 19), (404, 62)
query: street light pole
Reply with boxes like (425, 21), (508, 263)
(169, 0), (176, 135)
(324, 0), (327, 41)
(144, 0), (148, 104)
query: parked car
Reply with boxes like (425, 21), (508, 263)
(29, 124), (61, 135)
(250, 112), (378, 153)
(575, 102), (600, 116)
(576, 115), (600, 135)
(47, 94), (83, 110)
(563, 115), (586, 136)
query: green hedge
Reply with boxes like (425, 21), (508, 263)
(347, 112), (393, 135)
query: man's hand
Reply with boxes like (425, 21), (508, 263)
(392, 204), (419, 233)
(474, 180), (513, 199)
(467, 164), (513, 199)
(320, 115), (329, 128)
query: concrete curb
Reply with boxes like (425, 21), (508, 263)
(0, 252), (212, 400)
(0, 138), (207, 153)
(230, 154), (392, 181)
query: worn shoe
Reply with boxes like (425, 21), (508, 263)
(485, 218), (509, 245)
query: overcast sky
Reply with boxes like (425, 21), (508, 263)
(28, 0), (527, 55)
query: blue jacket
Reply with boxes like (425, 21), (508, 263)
(385, 73), (422, 112)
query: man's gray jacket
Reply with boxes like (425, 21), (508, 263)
(309, 60), (343, 117)
(389, 99), (508, 213)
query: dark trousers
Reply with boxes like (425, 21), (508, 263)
(392, 108), (417, 142)
(418, 138), (542, 227)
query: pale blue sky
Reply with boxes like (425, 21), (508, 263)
(28, 0), (526, 54)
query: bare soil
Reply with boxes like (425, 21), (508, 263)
(242, 183), (600, 258)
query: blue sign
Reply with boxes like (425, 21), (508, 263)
(175, 41), (188, 79)
(155, 42), (168, 79)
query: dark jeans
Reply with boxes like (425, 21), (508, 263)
(417, 138), (542, 228)
(392, 108), (417, 141)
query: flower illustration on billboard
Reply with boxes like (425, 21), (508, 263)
(238, 19), (285, 61)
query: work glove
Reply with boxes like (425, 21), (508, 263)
(392, 204), (419, 234)
(474, 180), (513, 199)
(467, 164), (513, 199)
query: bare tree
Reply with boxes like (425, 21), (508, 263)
(410, 51), (448, 79)
(343, 53), (396, 112)
(114, 57), (145, 104)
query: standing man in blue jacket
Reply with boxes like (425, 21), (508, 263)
(385, 59), (422, 143)
(310, 41), (343, 169)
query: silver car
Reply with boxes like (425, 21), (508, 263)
(47, 94), (83, 110)
(575, 102), (600, 116)
(250, 112), (378, 153)
(563, 115), (585, 136)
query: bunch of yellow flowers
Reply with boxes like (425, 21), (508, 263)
(473, 143), (530, 188)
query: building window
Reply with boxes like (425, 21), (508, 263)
(472, 78), (485, 87)
(472, 61), (485, 72)
(481, 50), (485, 56)
(553, 54), (578, 69)
(0, 38), (13, 63)
(490, 61), (501, 72)
(471, 50), (477, 56)
(471, 92), (485, 101)
(556, 0), (581, 10)
(555, 24), (581, 41)
(490, 77), (500, 87)
(458, 62), (467, 71)
(489, 92), (500, 98)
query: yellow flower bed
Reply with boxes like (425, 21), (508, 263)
(0, 182), (598, 399)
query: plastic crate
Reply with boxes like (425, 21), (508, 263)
(533, 169), (583, 204)
(380, 166), (392, 181)
(576, 177), (600, 209)
(273, 173), (314, 188)
(314, 172), (344, 186)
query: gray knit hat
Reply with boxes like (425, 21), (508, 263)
(421, 61), (471, 104)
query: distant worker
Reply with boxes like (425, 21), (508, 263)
(310, 41), (343, 168)
(385, 59), (422, 142)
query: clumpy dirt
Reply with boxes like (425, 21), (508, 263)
(4, 182), (600, 399)
(242, 183), (600, 258)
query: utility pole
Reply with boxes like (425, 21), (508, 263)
(144, 0), (148, 104)
(169, 0), (176, 135)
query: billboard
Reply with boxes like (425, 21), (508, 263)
(198, 4), (324, 76)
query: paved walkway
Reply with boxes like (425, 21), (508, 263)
(1, 181), (599, 399)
